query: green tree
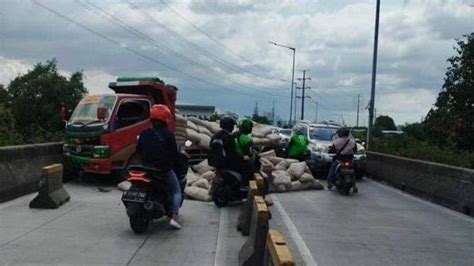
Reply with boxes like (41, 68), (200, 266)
(7, 59), (87, 142)
(252, 114), (271, 125)
(373, 115), (396, 137)
(425, 33), (474, 151)
(0, 84), (8, 104)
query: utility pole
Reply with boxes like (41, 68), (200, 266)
(272, 100), (275, 125)
(268, 42), (296, 126)
(297, 70), (311, 120)
(367, 0), (381, 150)
(356, 94), (360, 127)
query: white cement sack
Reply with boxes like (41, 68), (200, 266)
(268, 156), (285, 166)
(184, 186), (211, 201)
(192, 159), (215, 174)
(253, 137), (271, 145)
(267, 134), (282, 143)
(287, 162), (308, 179)
(117, 181), (131, 191)
(186, 128), (201, 143)
(272, 170), (292, 192)
(291, 181), (313, 191)
(198, 134), (211, 148)
(205, 121), (221, 134)
(200, 170), (216, 182)
(188, 117), (208, 127)
(310, 179), (324, 190)
(285, 159), (299, 164)
(197, 125), (213, 137)
(260, 157), (274, 173)
(274, 160), (290, 171)
(176, 114), (187, 123)
(192, 178), (211, 190)
(300, 173), (314, 183)
(187, 120), (199, 132)
(259, 150), (276, 158)
(186, 169), (201, 186)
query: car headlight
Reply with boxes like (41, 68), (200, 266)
(92, 145), (111, 158)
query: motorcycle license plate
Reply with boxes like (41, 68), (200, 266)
(122, 189), (147, 203)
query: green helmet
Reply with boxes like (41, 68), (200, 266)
(239, 119), (253, 134)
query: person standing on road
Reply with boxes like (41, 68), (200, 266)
(287, 125), (310, 161)
(326, 128), (358, 192)
(136, 104), (182, 229)
(208, 116), (239, 171)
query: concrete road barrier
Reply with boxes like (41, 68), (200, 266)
(254, 173), (265, 194)
(263, 229), (295, 266)
(367, 151), (474, 216)
(237, 180), (259, 235)
(29, 164), (70, 209)
(0, 142), (63, 203)
(239, 195), (270, 266)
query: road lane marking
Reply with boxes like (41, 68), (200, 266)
(368, 179), (473, 223)
(214, 207), (229, 266)
(271, 194), (318, 266)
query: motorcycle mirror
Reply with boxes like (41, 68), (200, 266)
(184, 140), (193, 147)
(60, 107), (67, 121)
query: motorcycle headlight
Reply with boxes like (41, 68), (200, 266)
(92, 145), (111, 158)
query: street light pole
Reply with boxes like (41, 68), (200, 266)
(367, 0), (380, 150)
(269, 42), (296, 126)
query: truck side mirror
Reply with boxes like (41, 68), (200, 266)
(60, 107), (67, 121)
(97, 107), (107, 121)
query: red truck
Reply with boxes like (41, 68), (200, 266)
(62, 77), (177, 179)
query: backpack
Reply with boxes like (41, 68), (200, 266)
(208, 134), (226, 168)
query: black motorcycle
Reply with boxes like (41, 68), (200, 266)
(121, 150), (189, 234)
(210, 169), (249, 207)
(333, 159), (357, 195)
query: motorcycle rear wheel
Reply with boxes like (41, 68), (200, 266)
(213, 188), (228, 207)
(130, 216), (149, 234)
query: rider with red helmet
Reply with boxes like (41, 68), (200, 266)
(136, 104), (182, 229)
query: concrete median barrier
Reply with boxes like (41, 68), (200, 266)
(0, 142), (64, 203)
(239, 195), (270, 266)
(263, 229), (295, 266)
(237, 180), (259, 235)
(29, 164), (70, 209)
(367, 151), (474, 216)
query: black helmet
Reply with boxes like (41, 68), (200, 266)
(220, 116), (236, 132)
(337, 128), (350, 137)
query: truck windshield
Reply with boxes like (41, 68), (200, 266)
(69, 95), (116, 125)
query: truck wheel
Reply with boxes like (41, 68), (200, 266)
(115, 153), (141, 183)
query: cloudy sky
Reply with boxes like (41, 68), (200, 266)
(1, 0), (473, 126)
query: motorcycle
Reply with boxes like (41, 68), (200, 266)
(210, 169), (249, 207)
(121, 141), (190, 234)
(333, 159), (357, 195)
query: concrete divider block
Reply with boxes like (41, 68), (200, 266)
(239, 196), (270, 266)
(29, 164), (70, 209)
(237, 180), (259, 235)
(254, 173), (265, 193)
(264, 229), (295, 266)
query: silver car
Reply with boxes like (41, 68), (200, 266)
(294, 122), (366, 179)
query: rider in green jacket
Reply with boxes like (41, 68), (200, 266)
(234, 119), (259, 185)
(288, 125), (310, 161)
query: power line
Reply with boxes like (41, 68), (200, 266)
(78, 0), (287, 98)
(125, 0), (284, 87)
(157, 0), (278, 80)
(32, 0), (280, 99)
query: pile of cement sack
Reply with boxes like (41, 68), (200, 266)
(182, 150), (323, 202)
(175, 114), (282, 148)
(259, 150), (324, 193)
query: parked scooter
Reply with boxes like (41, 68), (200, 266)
(121, 141), (190, 234)
(333, 159), (357, 195)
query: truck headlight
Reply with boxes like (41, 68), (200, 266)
(92, 145), (111, 158)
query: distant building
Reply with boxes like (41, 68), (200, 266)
(176, 104), (215, 120)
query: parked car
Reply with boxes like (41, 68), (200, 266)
(293, 122), (366, 180)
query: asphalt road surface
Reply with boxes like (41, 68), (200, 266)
(0, 178), (472, 265)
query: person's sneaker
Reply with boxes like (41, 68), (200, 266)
(169, 219), (182, 230)
(327, 183), (333, 190)
(353, 186), (358, 194)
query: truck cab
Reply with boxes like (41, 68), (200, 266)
(63, 77), (177, 177)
